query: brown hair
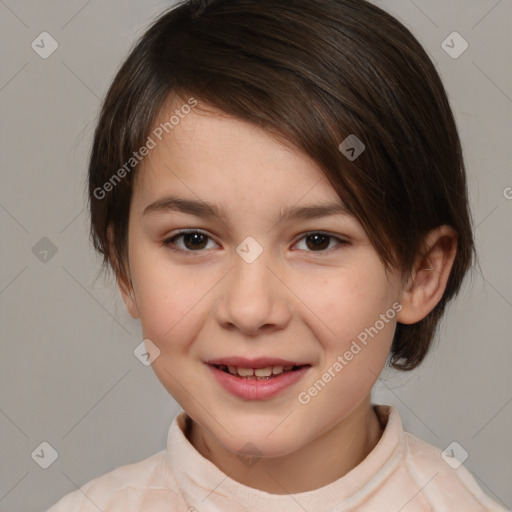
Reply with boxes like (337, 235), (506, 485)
(88, 0), (474, 370)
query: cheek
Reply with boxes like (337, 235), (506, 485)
(295, 262), (398, 352)
(128, 241), (185, 337)
(129, 247), (218, 348)
(129, 255), (209, 400)
(296, 268), (397, 416)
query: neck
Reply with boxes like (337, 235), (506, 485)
(187, 398), (383, 494)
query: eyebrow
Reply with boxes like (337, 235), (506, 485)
(142, 196), (352, 224)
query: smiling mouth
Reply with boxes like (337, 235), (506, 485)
(211, 364), (309, 379)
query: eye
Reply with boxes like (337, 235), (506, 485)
(294, 232), (347, 252)
(163, 230), (218, 252)
(163, 230), (348, 255)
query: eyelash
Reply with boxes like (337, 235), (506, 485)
(162, 229), (348, 255)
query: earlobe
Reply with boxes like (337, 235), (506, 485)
(397, 226), (458, 325)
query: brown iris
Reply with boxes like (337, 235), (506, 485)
(182, 232), (209, 250)
(305, 233), (330, 251)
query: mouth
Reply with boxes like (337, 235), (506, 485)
(206, 359), (312, 400)
(210, 363), (309, 380)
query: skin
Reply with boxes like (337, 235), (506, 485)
(116, 97), (457, 494)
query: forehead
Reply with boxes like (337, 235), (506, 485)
(133, 98), (343, 212)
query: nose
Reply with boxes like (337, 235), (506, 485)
(214, 250), (291, 336)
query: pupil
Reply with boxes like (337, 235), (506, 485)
(184, 232), (207, 250)
(306, 234), (329, 251)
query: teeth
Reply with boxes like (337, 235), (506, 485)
(272, 365), (284, 375)
(237, 367), (254, 377)
(212, 364), (300, 378)
(216, 364), (294, 377)
(254, 367), (272, 377)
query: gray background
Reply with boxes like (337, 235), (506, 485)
(0, 1), (511, 511)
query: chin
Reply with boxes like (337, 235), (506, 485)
(212, 420), (304, 459)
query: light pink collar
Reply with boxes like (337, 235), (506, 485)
(166, 405), (406, 512)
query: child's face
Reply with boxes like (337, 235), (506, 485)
(121, 99), (404, 457)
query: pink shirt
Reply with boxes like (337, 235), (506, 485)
(47, 405), (508, 511)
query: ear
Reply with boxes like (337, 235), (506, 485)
(397, 226), (458, 324)
(107, 226), (140, 319)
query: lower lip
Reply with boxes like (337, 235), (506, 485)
(207, 364), (310, 400)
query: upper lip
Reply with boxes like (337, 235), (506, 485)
(205, 357), (310, 369)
